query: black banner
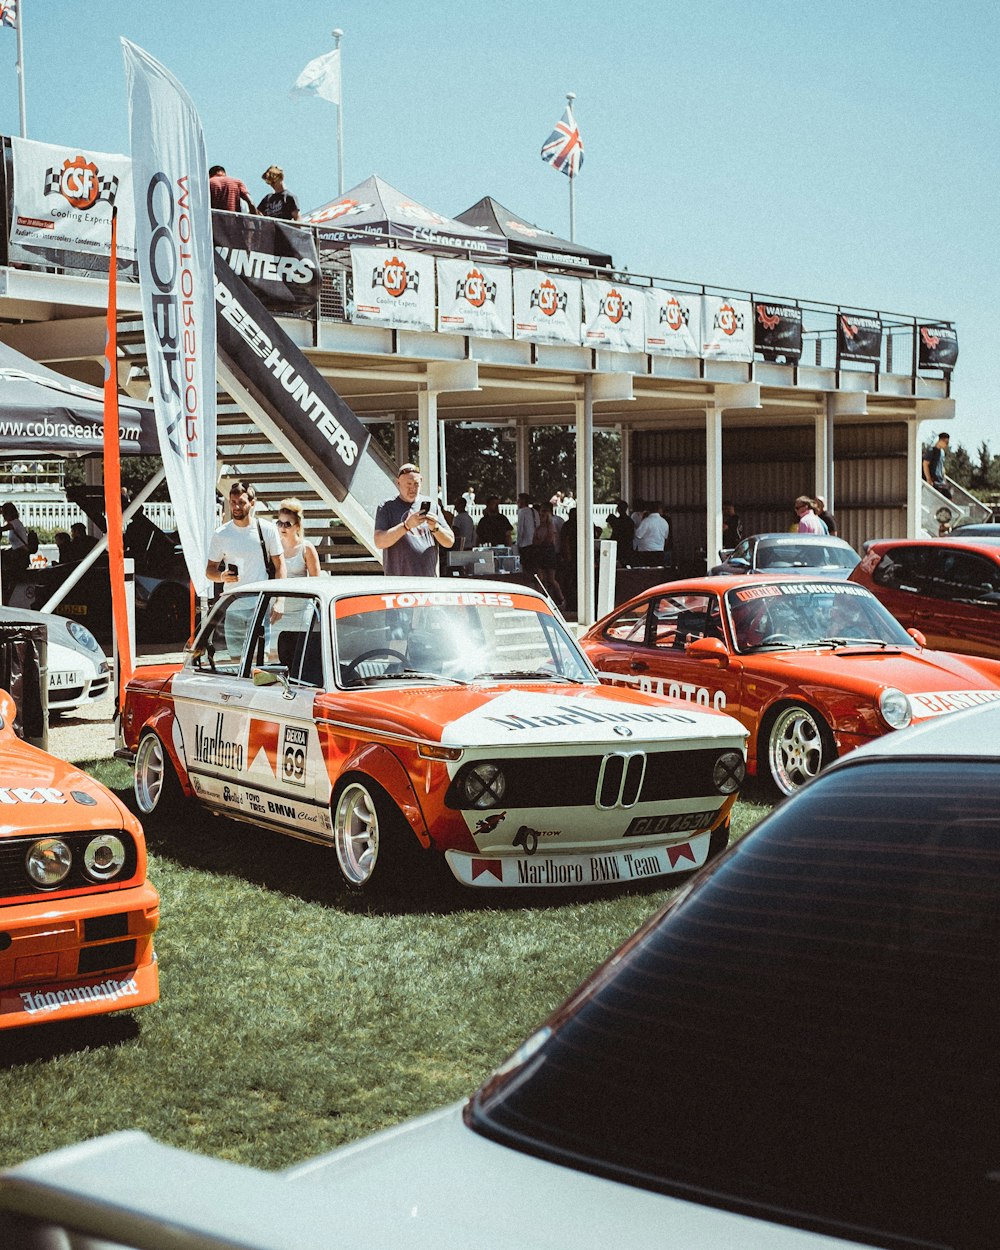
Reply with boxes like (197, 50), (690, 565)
(753, 302), (802, 362)
(837, 313), (883, 366)
(214, 254), (369, 496)
(918, 324), (959, 371)
(211, 212), (321, 312)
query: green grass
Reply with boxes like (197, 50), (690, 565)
(0, 765), (772, 1171)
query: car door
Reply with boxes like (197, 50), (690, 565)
(866, 544), (933, 634)
(631, 592), (741, 715)
(243, 591), (333, 837)
(915, 548), (1000, 659)
(169, 590), (263, 813)
(585, 598), (654, 689)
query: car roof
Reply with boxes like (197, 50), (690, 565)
(227, 575), (552, 603)
(864, 537), (1000, 558)
(745, 532), (852, 546)
(610, 574), (866, 600)
(829, 699), (1000, 766)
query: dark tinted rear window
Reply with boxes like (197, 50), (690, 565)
(471, 761), (1000, 1246)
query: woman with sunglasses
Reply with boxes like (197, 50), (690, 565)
(276, 498), (321, 577)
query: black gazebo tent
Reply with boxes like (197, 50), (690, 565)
(455, 196), (613, 269)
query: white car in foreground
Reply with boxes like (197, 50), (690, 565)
(2, 702), (997, 1248)
(0, 606), (110, 715)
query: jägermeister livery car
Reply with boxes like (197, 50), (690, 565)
(0, 688), (159, 1030)
(120, 578), (747, 891)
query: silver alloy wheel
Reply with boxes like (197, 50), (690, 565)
(333, 781), (380, 886)
(134, 733), (167, 815)
(767, 705), (828, 795)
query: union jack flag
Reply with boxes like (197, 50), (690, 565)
(540, 104), (584, 178)
(0, 1), (16, 29)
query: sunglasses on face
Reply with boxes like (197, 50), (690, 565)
(276, 518), (296, 528)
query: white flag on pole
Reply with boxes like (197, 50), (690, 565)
(293, 48), (342, 105)
(122, 38), (217, 597)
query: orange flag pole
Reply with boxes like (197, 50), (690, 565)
(102, 207), (134, 715)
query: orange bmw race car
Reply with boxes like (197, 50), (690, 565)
(119, 578), (748, 892)
(0, 689), (159, 1030)
(580, 575), (1000, 795)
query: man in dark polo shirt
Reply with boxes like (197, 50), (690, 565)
(374, 463), (455, 576)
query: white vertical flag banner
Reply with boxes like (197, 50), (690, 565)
(293, 48), (342, 104)
(123, 38), (216, 595)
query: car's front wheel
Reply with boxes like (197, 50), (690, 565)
(331, 777), (418, 891)
(134, 730), (184, 821)
(763, 703), (833, 796)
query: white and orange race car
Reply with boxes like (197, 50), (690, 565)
(120, 578), (748, 892)
(0, 689), (159, 1030)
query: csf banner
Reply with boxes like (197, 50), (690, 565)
(212, 213), (321, 312)
(918, 324), (958, 371)
(123, 38), (217, 597)
(702, 296), (754, 361)
(645, 289), (701, 357)
(350, 245), (436, 330)
(436, 258), (512, 338)
(753, 302), (803, 363)
(838, 313), (883, 365)
(513, 269), (582, 345)
(9, 137), (136, 262)
(214, 255), (369, 496)
(582, 279), (645, 351)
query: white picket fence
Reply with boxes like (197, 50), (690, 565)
(14, 500), (177, 533)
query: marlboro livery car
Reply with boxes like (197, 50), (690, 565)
(120, 578), (747, 891)
(580, 575), (1000, 795)
(0, 688), (159, 1030)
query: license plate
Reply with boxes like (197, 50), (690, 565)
(50, 671), (83, 688)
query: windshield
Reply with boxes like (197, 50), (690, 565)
(755, 539), (859, 570)
(469, 760), (1000, 1246)
(333, 588), (594, 687)
(725, 581), (916, 652)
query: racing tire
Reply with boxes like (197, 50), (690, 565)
(762, 703), (834, 797)
(331, 776), (422, 892)
(134, 730), (185, 822)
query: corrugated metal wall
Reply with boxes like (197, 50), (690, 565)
(631, 421), (909, 568)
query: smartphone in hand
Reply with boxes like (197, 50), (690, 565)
(419, 500), (431, 515)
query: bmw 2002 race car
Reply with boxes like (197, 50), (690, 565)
(119, 578), (748, 891)
(580, 575), (1000, 794)
(0, 688), (159, 1030)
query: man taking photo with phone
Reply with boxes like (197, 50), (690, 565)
(374, 463), (454, 576)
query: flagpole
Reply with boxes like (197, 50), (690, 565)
(566, 91), (575, 242)
(15, 0), (27, 137)
(333, 27), (344, 194)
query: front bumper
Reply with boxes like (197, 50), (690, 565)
(0, 880), (160, 1029)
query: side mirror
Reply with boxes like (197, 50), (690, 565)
(907, 628), (927, 648)
(252, 666), (291, 695)
(686, 637), (729, 664)
(728, 556), (750, 570)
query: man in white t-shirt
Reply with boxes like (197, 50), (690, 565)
(206, 481), (286, 591)
(634, 503), (670, 566)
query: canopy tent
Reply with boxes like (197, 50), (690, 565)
(0, 341), (158, 456)
(455, 196), (613, 269)
(303, 175), (508, 255)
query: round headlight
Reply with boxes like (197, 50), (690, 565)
(462, 763), (507, 809)
(83, 834), (126, 881)
(26, 838), (72, 887)
(879, 687), (912, 730)
(66, 620), (102, 653)
(713, 750), (746, 795)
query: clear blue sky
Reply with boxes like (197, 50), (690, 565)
(3, 1), (998, 450)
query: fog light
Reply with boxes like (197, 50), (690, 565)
(84, 834), (126, 881)
(26, 839), (72, 887)
(713, 751), (746, 794)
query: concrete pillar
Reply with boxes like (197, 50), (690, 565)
(515, 420), (530, 497)
(814, 407), (831, 505)
(439, 419), (449, 509)
(705, 405), (723, 571)
(619, 423), (632, 504)
(907, 421), (923, 539)
(417, 390), (440, 506)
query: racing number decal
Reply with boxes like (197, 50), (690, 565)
(282, 726), (308, 788)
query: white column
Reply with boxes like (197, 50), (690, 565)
(417, 389), (440, 506)
(576, 377), (596, 626)
(815, 407), (831, 502)
(704, 405), (723, 571)
(515, 421), (530, 496)
(907, 421), (923, 539)
(619, 423), (632, 504)
(439, 419), (449, 508)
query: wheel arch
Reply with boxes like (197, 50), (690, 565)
(137, 710), (194, 799)
(335, 742), (430, 849)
